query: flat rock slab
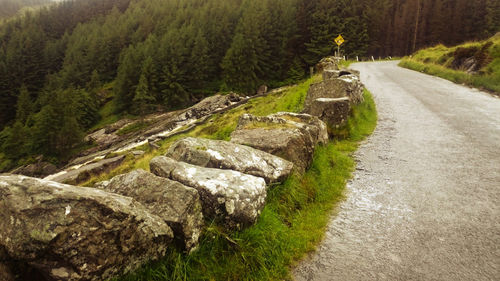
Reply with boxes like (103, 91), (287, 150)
(95, 169), (203, 252)
(45, 155), (125, 184)
(167, 137), (293, 183)
(0, 174), (173, 281)
(230, 113), (327, 172)
(175, 93), (243, 121)
(150, 156), (267, 230)
(303, 97), (351, 130)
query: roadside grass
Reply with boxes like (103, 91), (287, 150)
(399, 34), (500, 94)
(110, 85), (377, 280)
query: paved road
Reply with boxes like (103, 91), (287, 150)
(293, 61), (500, 281)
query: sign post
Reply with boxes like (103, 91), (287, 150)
(334, 34), (344, 57)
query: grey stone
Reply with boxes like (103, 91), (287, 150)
(95, 169), (203, 252)
(176, 93), (243, 121)
(303, 97), (351, 129)
(315, 56), (340, 72)
(84, 128), (120, 148)
(271, 112), (329, 145)
(131, 150), (145, 157)
(10, 161), (57, 178)
(323, 68), (360, 80)
(305, 75), (364, 108)
(167, 137), (293, 183)
(0, 174), (173, 281)
(44, 155), (125, 184)
(150, 156), (267, 230)
(230, 113), (328, 172)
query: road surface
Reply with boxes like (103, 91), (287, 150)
(293, 61), (500, 280)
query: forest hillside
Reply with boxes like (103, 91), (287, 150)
(0, 0), (53, 19)
(0, 0), (498, 171)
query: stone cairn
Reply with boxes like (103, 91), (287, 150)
(0, 57), (363, 281)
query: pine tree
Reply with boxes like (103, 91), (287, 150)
(133, 74), (155, 116)
(222, 33), (260, 94)
(1, 121), (28, 160)
(87, 69), (101, 93)
(15, 85), (33, 125)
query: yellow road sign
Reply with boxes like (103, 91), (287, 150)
(334, 35), (344, 46)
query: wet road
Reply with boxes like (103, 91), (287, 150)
(293, 61), (500, 281)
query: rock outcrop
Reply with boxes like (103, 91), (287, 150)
(303, 97), (351, 128)
(84, 128), (120, 149)
(10, 161), (57, 178)
(150, 156), (267, 229)
(95, 169), (203, 252)
(45, 155), (125, 184)
(230, 113), (328, 172)
(271, 112), (329, 145)
(315, 56), (340, 72)
(322, 68), (360, 80)
(0, 174), (173, 281)
(304, 75), (364, 109)
(166, 137), (293, 183)
(175, 93), (243, 121)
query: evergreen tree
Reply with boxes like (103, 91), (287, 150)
(1, 121), (28, 160)
(133, 74), (155, 116)
(15, 85), (33, 125)
(87, 69), (101, 93)
(222, 33), (260, 94)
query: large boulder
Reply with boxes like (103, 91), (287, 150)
(0, 174), (173, 281)
(322, 68), (360, 80)
(230, 113), (328, 172)
(304, 75), (364, 108)
(150, 156), (267, 230)
(315, 56), (340, 72)
(166, 137), (293, 183)
(95, 169), (203, 252)
(303, 97), (351, 129)
(270, 112), (328, 145)
(44, 155), (125, 184)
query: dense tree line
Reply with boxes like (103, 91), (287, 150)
(0, 0), (497, 170)
(0, 0), (52, 19)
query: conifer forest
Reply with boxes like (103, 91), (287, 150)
(0, 0), (498, 170)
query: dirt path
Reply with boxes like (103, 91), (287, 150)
(293, 61), (500, 280)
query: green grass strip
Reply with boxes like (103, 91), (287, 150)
(115, 88), (377, 281)
(398, 34), (500, 94)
